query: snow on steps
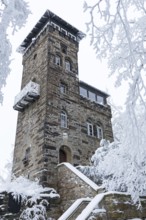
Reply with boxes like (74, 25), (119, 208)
(58, 198), (91, 220)
(57, 163), (146, 219)
(57, 163), (101, 191)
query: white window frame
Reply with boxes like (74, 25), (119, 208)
(97, 125), (103, 139)
(65, 60), (71, 71)
(55, 55), (61, 66)
(61, 111), (67, 128)
(87, 123), (93, 136)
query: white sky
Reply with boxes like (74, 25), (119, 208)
(0, 0), (125, 174)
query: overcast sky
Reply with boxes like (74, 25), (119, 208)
(0, 0), (124, 175)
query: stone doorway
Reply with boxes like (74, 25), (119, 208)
(59, 146), (72, 163)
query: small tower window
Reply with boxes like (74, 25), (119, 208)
(61, 44), (67, 54)
(55, 55), (61, 66)
(60, 83), (67, 94)
(23, 147), (30, 166)
(97, 124), (103, 139)
(61, 111), (67, 128)
(65, 60), (71, 71)
(87, 122), (93, 136)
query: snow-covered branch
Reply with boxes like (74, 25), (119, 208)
(84, 0), (146, 203)
(0, 0), (30, 104)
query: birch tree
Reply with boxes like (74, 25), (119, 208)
(0, 0), (30, 104)
(83, 0), (146, 202)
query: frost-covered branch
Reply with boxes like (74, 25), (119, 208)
(0, 0), (30, 104)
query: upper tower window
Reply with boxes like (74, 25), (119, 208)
(97, 95), (104, 105)
(60, 82), (67, 94)
(65, 60), (71, 71)
(61, 44), (67, 54)
(80, 85), (106, 105)
(89, 91), (96, 102)
(80, 87), (87, 98)
(61, 111), (68, 128)
(55, 55), (61, 66)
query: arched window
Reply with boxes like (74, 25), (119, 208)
(55, 55), (61, 66)
(87, 122), (93, 136)
(97, 124), (103, 139)
(61, 111), (67, 128)
(65, 60), (71, 71)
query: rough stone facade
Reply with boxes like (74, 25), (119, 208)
(87, 193), (146, 220)
(57, 163), (100, 214)
(12, 10), (113, 191)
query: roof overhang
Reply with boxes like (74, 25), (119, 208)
(19, 10), (85, 53)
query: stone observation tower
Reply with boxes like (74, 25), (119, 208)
(12, 10), (113, 189)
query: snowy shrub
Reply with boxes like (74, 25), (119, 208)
(19, 199), (48, 220)
(0, 175), (59, 219)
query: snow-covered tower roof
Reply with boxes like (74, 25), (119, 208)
(19, 9), (85, 52)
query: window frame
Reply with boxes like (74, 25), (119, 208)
(97, 95), (104, 105)
(97, 124), (103, 139)
(61, 111), (68, 128)
(80, 87), (88, 98)
(65, 60), (71, 71)
(55, 55), (61, 66)
(87, 122), (94, 136)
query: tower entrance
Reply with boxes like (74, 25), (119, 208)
(59, 146), (71, 163)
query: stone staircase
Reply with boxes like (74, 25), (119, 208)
(57, 163), (146, 220)
(58, 198), (91, 220)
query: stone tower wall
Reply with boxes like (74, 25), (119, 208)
(12, 16), (113, 190)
